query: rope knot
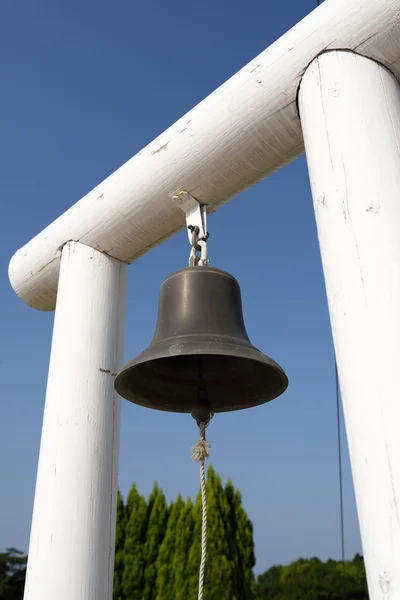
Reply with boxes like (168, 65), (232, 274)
(191, 422), (211, 462)
(191, 438), (211, 462)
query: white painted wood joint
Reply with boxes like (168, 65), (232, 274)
(9, 0), (400, 310)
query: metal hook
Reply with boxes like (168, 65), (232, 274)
(171, 189), (210, 267)
(197, 239), (209, 266)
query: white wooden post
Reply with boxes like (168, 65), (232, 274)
(299, 51), (400, 599)
(23, 241), (127, 600)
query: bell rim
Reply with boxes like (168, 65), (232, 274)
(115, 335), (288, 413)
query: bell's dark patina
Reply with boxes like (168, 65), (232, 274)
(115, 266), (288, 414)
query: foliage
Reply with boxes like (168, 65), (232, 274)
(187, 466), (238, 600)
(171, 497), (194, 600)
(225, 480), (258, 600)
(155, 495), (185, 599)
(120, 466), (258, 600)
(257, 553), (369, 599)
(113, 490), (127, 600)
(122, 484), (148, 600)
(142, 484), (169, 600)
(1, 471), (369, 600)
(0, 548), (27, 600)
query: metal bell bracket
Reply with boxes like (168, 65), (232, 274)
(171, 188), (210, 267)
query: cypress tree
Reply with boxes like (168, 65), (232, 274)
(142, 484), (169, 600)
(187, 489), (202, 599)
(204, 466), (235, 600)
(113, 490), (126, 600)
(225, 480), (259, 599)
(173, 498), (195, 600)
(187, 465), (235, 600)
(122, 484), (147, 600)
(119, 468), (259, 600)
(155, 495), (185, 600)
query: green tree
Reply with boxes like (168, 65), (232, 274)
(225, 480), (259, 599)
(173, 498), (195, 600)
(113, 491), (126, 600)
(258, 554), (369, 600)
(186, 493), (202, 597)
(257, 565), (282, 600)
(204, 466), (236, 600)
(122, 484), (147, 600)
(155, 495), (185, 600)
(142, 484), (169, 600)
(187, 465), (240, 600)
(0, 548), (27, 600)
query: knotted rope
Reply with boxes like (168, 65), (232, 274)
(191, 421), (211, 600)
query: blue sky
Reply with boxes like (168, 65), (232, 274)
(0, 0), (362, 573)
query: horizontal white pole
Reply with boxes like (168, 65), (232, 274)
(9, 0), (400, 310)
(299, 51), (400, 599)
(23, 242), (127, 600)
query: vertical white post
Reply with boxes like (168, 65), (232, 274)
(24, 241), (127, 600)
(299, 51), (400, 599)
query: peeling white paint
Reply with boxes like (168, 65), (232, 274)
(379, 571), (392, 598)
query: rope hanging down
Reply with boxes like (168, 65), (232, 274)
(335, 362), (345, 572)
(191, 421), (211, 600)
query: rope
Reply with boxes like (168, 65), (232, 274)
(191, 422), (211, 600)
(335, 361), (346, 572)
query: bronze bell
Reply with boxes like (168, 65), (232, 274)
(115, 266), (288, 417)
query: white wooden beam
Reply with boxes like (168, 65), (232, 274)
(9, 0), (400, 310)
(299, 50), (400, 600)
(23, 242), (127, 600)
